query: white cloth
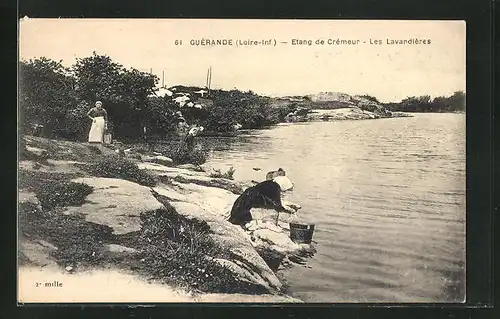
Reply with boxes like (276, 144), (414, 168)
(150, 88), (173, 98)
(88, 116), (105, 143)
(188, 126), (204, 136)
(273, 176), (294, 192)
(174, 96), (190, 105)
(194, 89), (208, 97)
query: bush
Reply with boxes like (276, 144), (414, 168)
(133, 202), (268, 294)
(35, 181), (94, 211)
(169, 148), (209, 166)
(209, 167), (235, 180)
(84, 156), (158, 187)
(19, 58), (79, 137)
(59, 101), (93, 141)
(18, 171), (94, 210)
(18, 170), (83, 189)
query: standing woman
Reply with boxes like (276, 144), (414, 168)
(87, 101), (108, 144)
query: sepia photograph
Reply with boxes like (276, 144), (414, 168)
(17, 19), (466, 303)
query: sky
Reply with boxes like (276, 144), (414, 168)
(19, 19), (466, 102)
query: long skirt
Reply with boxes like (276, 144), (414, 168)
(88, 117), (105, 143)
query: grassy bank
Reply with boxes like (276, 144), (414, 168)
(18, 136), (289, 297)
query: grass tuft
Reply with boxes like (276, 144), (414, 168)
(81, 156), (159, 187)
(209, 167), (235, 180)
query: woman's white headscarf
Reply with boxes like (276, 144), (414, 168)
(188, 126), (204, 136)
(273, 176), (294, 192)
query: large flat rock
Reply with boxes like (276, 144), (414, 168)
(139, 163), (249, 194)
(308, 107), (380, 121)
(138, 163), (206, 177)
(253, 229), (301, 252)
(155, 181), (238, 217)
(64, 177), (164, 235)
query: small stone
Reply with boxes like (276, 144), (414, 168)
(177, 163), (199, 171)
(65, 266), (73, 272)
(143, 155), (174, 167)
(106, 244), (138, 254)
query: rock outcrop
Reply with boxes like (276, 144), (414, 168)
(18, 136), (315, 302)
(307, 108), (381, 121)
(47, 167), (310, 294)
(278, 91), (411, 121)
(63, 177), (165, 235)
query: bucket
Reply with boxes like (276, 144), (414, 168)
(289, 223), (315, 244)
(104, 133), (113, 145)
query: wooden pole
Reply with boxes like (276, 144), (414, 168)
(162, 71), (164, 87)
(208, 66), (212, 96)
(206, 68), (210, 88)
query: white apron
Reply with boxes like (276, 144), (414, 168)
(88, 116), (105, 143)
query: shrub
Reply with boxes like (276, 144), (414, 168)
(19, 58), (79, 137)
(133, 204), (268, 294)
(35, 181), (94, 211)
(209, 167), (235, 180)
(169, 148), (209, 166)
(131, 195), (268, 293)
(18, 171), (94, 211)
(83, 155), (158, 187)
(18, 170), (83, 190)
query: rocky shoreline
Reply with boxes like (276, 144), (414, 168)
(18, 136), (315, 303)
(285, 107), (413, 123)
(306, 108), (413, 121)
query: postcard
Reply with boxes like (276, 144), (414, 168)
(18, 19), (466, 303)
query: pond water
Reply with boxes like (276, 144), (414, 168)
(202, 113), (466, 303)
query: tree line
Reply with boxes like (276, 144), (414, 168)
(19, 53), (293, 141)
(360, 92), (466, 113)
